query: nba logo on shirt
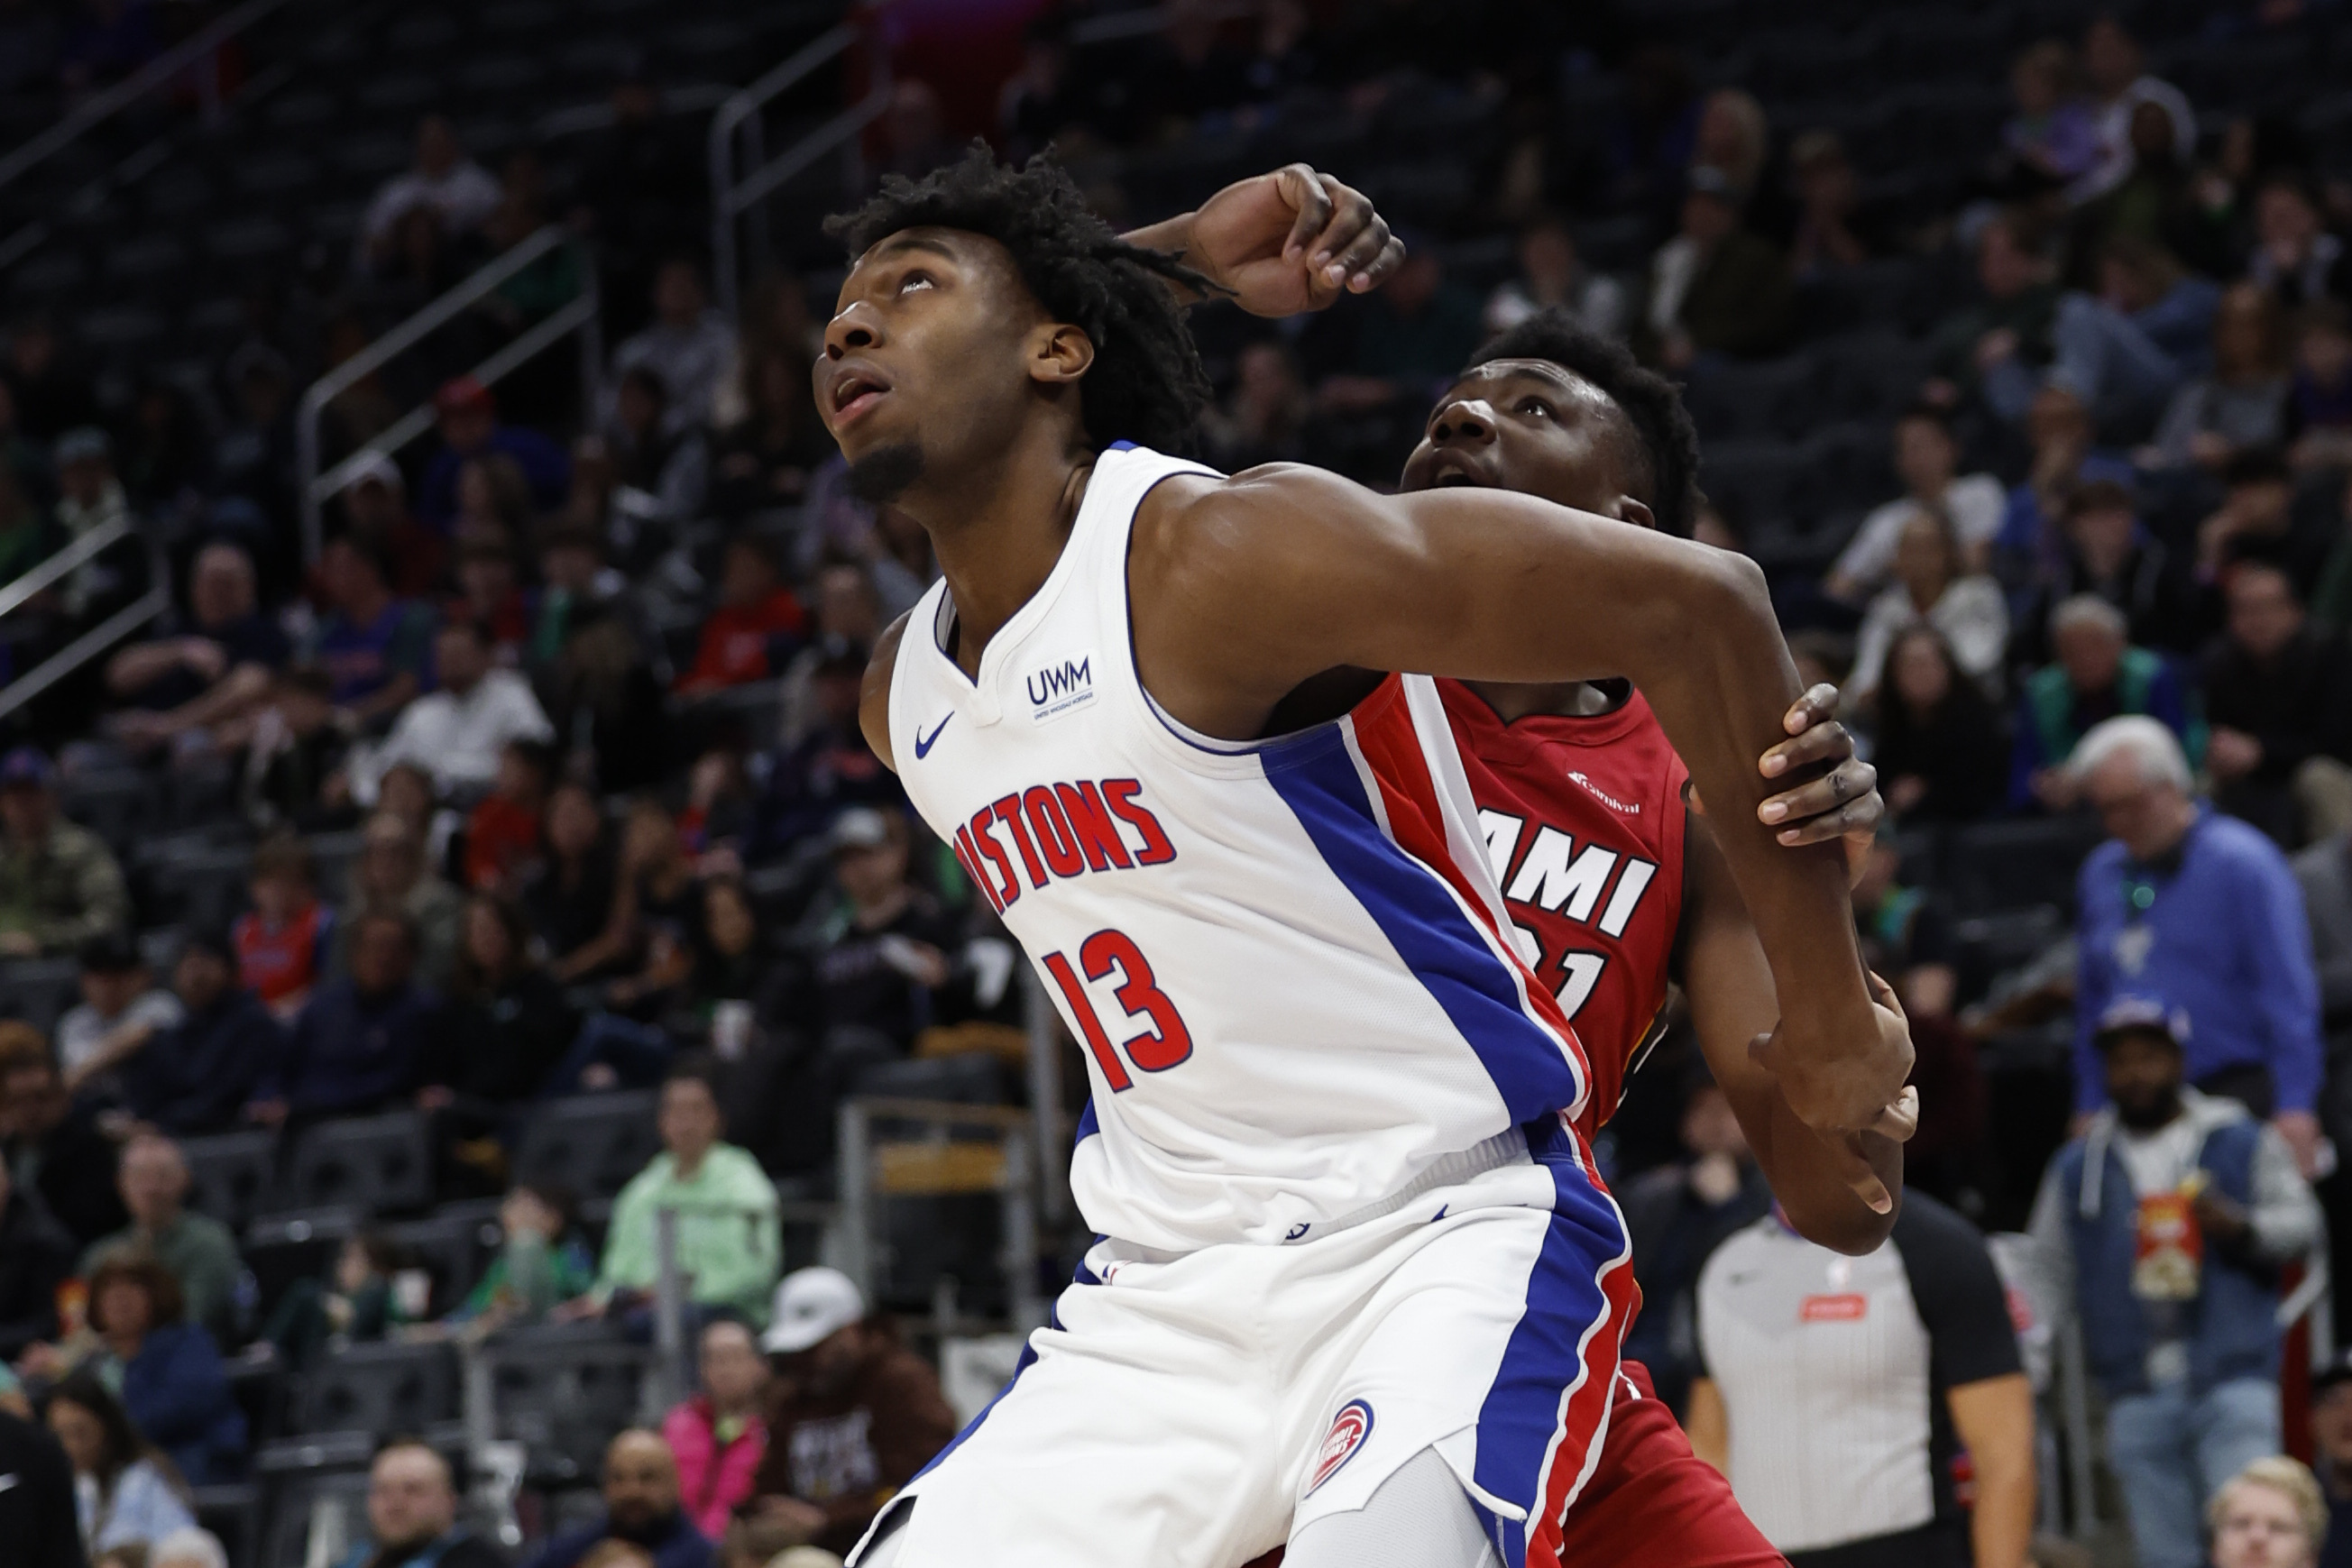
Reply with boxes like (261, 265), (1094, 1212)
(1308, 1399), (1374, 1494)
(1025, 652), (1098, 722)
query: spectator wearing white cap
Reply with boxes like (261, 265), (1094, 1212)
(737, 1268), (957, 1562)
(2022, 996), (2322, 1568)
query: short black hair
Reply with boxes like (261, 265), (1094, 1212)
(1461, 309), (1701, 538)
(826, 144), (1215, 454)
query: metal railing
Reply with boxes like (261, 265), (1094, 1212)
(294, 225), (602, 564)
(836, 1096), (1044, 1333)
(0, 518), (170, 723)
(708, 23), (891, 321)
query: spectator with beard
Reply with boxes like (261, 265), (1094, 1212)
(1869, 626), (2008, 825)
(739, 1270), (956, 1563)
(2203, 549), (2352, 847)
(2012, 595), (2200, 813)
(113, 931), (281, 1139)
(0, 1022), (125, 1245)
(2025, 998), (2320, 1568)
(521, 1430), (712, 1568)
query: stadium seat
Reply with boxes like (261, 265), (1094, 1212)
(182, 1130), (283, 1233)
(287, 1111), (435, 1215)
(60, 766), (156, 852)
(0, 956), (79, 1033)
(191, 1481), (263, 1568)
(484, 1329), (654, 1482)
(291, 1340), (460, 1435)
(385, 1208), (501, 1317)
(854, 1052), (1007, 1106)
(1946, 817), (2109, 918)
(243, 1206), (363, 1325)
(514, 1090), (663, 1202)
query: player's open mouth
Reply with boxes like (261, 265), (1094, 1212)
(828, 367), (891, 426)
(1428, 454), (1490, 488)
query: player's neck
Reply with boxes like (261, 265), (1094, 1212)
(917, 433), (1094, 680)
(1465, 678), (1627, 722)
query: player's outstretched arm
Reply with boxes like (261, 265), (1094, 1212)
(1132, 464), (1911, 1141)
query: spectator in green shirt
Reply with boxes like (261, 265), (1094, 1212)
(79, 1132), (241, 1345)
(565, 1061), (780, 1327)
(0, 746), (129, 958)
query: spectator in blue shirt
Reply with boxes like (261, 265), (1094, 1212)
(248, 909), (434, 1126)
(2069, 715), (2328, 1176)
(418, 377), (569, 536)
(314, 533), (437, 734)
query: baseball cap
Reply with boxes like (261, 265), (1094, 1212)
(2093, 995), (2191, 1049)
(0, 745), (55, 789)
(829, 807), (892, 854)
(761, 1267), (866, 1354)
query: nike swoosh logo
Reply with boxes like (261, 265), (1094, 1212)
(914, 714), (953, 759)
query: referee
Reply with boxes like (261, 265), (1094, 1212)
(1687, 1190), (2035, 1568)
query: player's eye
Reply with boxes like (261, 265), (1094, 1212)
(897, 271), (936, 295)
(1518, 397), (1552, 418)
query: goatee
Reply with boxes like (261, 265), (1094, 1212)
(847, 441), (925, 505)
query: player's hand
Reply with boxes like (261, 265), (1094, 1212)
(1758, 683), (1879, 884)
(1183, 163), (1403, 316)
(1751, 967), (1917, 1159)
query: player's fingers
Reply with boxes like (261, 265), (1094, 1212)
(1330, 208), (1394, 291)
(1759, 756), (1871, 827)
(1863, 967), (1903, 1015)
(1868, 1087), (1921, 1143)
(1353, 234), (1407, 292)
(1276, 164), (1333, 262)
(1781, 682), (1842, 736)
(1759, 717), (1854, 777)
(1834, 1135), (1896, 1215)
(1301, 172), (1373, 264)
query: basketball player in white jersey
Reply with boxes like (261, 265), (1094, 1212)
(820, 148), (1912, 1568)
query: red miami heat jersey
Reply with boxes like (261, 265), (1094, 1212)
(1439, 680), (1686, 1135)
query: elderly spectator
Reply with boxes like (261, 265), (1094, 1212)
(1871, 626), (2008, 824)
(1483, 215), (1627, 340)
(1927, 208), (2060, 416)
(1617, 1067), (1771, 1416)
(56, 933), (179, 1090)
(2203, 552), (2352, 847)
(2069, 717), (2328, 1173)
(740, 1269), (957, 1563)
(2077, 15), (2195, 204)
(44, 1371), (195, 1554)
(2025, 998), (2322, 1568)
(2012, 595), (2200, 812)
(0, 1022), (125, 1244)
(2247, 175), (2347, 312)
(665, 1316), (771, 1541)
(520, 1428), (713, 1568)
(335, 1437), (509, 1568)
(337, 811), (464, 992)
(1688, 1191), (2033, 1568)
(611, 259), (736, 438)
(354, 619), (553, 806)
(315, 533), (438, 730)
(1847, 510), (2010, 705)
(418, 378), (570, 535)
(2148, 283), (2293, 472)
(108, 541), (288, 750)
(361, 115), (501, 261)
(1828, 407), (2007, 602)
(0, 1401), (81, 1568)
(2215, 1458), (2329, 1568)
(1639, 167), (1793, 370)
(0, 744), (126, 956)
(566, 1061), (779, 1327)
(114, 930), (280, 1138)
(0, 1148), (71, 1361)
(676, 536), (804, 697)
(251, 908), (436, 1125)
(80, 1132), (240, 1343)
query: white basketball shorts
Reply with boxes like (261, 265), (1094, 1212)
(848, 1119), (1636, 1568)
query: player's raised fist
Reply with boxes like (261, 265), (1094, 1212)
(1183, 162), (1404, 316)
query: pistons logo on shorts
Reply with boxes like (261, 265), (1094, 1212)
(1308, 1398), (1375, 1494)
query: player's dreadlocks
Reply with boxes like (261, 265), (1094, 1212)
(1464, 308), (1703, 538)
(826, 144), (1215, 455)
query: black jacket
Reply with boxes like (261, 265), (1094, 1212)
(0, 1410), (82, 1568)
(125, 986), (283, 1136)
(423, 970), (581, 1105)
(6, 1099), (125, 1247)
(0, 1189), (72, 1359)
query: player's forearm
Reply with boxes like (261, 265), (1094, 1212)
(1968, 1455), (2035, 1568)
(1759, 1094), (1898, 1253)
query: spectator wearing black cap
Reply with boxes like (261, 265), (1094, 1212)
(418, 377), (570, 537)
(2311, 1355), (2352, 1568)
(0, 744), (127, 957)
(56, 933), (179, 1096)
(1637, 165), (1793, 371)
(115, 929), (282, 1138)
(2024, 996), (2321, 1568)
(2201, 549), (2352, 847)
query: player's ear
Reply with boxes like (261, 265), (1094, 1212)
(1615, 496), (1658, 533)
(1029, 323), (1095, 387)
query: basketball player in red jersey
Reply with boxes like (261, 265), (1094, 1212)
(1410, 307), (1904, 1567)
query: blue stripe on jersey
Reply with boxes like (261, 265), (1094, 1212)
(1263, 729), (1584, 1126)
(1468, 1121), (1631, 1568)
(1074, 1097), (1100, 1145)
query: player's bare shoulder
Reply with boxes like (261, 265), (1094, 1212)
(860, 609), (914, 774)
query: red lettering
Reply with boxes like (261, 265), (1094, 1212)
(966, 809), (1021, 907)
(1100, 778), (1176, 866)
(1058, 782), (1133, 871)
(993, 795), (1049, 889)
(952, 827), (1002, 913)
(1080, 929), (1192, 1072)
(1022, 786), (1085, 879)
(1043, 950), (1132, 1091)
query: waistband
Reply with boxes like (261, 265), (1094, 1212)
(1301, 1126), (1532, 1242)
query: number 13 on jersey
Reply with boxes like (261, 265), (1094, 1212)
(1041, 929), (1194, 1091)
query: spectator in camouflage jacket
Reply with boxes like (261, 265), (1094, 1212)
(0, 747), (127, 957)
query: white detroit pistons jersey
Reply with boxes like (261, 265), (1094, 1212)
(887, 442), (1596, 1253)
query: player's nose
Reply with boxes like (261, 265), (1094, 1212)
(1428, 397), (1498, 447)
(824, 301), (883, 358)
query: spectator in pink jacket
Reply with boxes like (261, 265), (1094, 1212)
(662, 1316), (771, 1539)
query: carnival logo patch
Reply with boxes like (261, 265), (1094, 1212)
(1308, 1399), (1375, 1494)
